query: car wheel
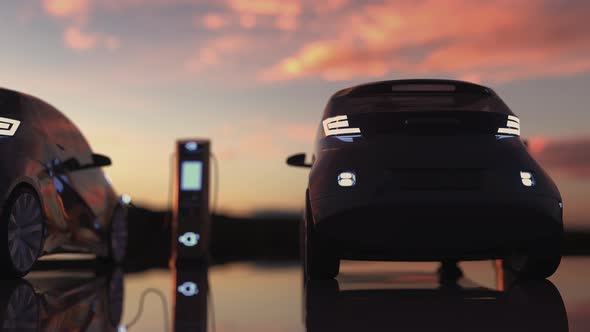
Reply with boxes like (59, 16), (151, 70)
(0, 188), (45, 278)
(107, 269), (124, 328)
(503, 244), (561, 280)
(108, 207), (127, 265)
(506, 280), (568, 332)
(304, 194), (339, 280)
(0, 280), (40, 331)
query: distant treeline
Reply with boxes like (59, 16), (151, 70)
(126, 207), (300, 272)
(125, 206), (590, 272)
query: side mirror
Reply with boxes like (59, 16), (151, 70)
(61, 158), (81, 172)
(286, 153), (312, 168)
(91, 153), (112, 167)
(61, 153), (112, 172)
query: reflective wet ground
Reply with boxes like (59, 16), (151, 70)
(1, 257), (589, 331)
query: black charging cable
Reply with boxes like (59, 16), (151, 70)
(121, 288), (170, 332)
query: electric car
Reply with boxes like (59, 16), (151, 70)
(287, 79), (563, 280)
(0, 269), (123, 331)
(0, 87), (128, 278)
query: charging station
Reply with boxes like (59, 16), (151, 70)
(174, 267), (209, 331)
(171, 139), (211, 264)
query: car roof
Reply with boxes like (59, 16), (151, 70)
(331, 79), (496, 99)
(0, 87), (45, 108)
(323, 79), (514, 118)
(0, 87), (64, 114)
(0, 87), (22, 100)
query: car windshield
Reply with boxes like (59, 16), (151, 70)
(326, 93), (515, 117)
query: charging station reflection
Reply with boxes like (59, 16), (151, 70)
(0, 269), (124, 332)
(304, 264), (568, 332)
(172, 266), (209, 332)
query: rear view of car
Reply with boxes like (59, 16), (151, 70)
(288, 79), (563, 280)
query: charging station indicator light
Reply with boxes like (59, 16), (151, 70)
(177, 281), (199, 297)
(179, 232), (200, 247)
(185, 141), (198, 151)
(181, 161), (203, 191)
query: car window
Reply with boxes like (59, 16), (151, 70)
(32, 99), (93, 165)
(325, 93), (514, 117)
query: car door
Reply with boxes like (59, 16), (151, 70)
(64, 124), (113, 251)
(38, 103), (101, 253)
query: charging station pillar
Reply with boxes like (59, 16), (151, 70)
(172, 139), (211, 264)
(173, 267), (209, 332)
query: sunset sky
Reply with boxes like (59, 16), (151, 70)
(1, 0), (589, 227)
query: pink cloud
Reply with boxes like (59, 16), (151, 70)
(227, 0), (302, 31)
(43, 0), (90, 20)
(310, 0), (349, 13)
(185, 35), (255, 73)
(64, 25), (96, 50)
(529, 136), (590, 178)
(261, 0), (590, 83)
(239, 15), (257, 29)
(201, 13), (229, 30)
(63, 26), (120, 51)
(227, 0), (301, 17)
(39, 0), (590, 84)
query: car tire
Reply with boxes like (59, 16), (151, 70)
(503, 243), (561, 280)
(0, 279), (40, 331)
(106, 206), (128, 265)
(505, 280), (568, 331)
(0, 187), (45, 279)
(304, 193), (339, 280)
(106, 269), (124, 328)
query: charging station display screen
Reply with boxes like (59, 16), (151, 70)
(181, 161), (203, 191)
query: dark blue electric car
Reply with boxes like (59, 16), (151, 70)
(0, 88), (127, 278)
(288, 79), (563, 280)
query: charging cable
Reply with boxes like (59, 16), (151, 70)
(118, 288), (170, 332)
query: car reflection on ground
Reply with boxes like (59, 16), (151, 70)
(0, 269), (123, 332)
(0, 262), (571, 332)
(305, 263), (568, 332)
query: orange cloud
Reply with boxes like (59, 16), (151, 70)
(201, 13), (228, 30)
(43, 0), (90, 20)
(227, 0), (301, 17)
(262, 0), (590, 82)
(227, 0), (302, 31)
(311, 0), (349, 13)
(64, 26), (120, 51)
